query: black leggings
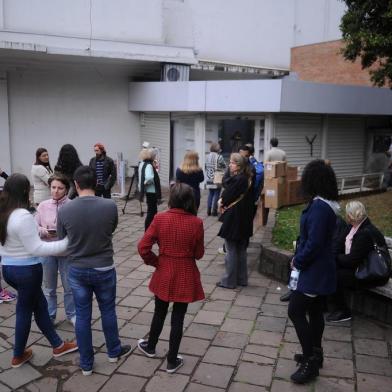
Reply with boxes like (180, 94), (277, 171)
(147, 296), (188, 364)
(145, 193), (158, 231)
(288, 291), (325, 358)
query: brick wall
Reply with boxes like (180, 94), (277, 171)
(291, 40), (378, 87)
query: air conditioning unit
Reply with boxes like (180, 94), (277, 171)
(161, 63), (190, 82)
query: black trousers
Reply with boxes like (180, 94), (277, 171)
(145, 192), (158, 231)
(147, 296), (188, 364)
(95, 185), (111, 199)
(288, 291), (325, 358)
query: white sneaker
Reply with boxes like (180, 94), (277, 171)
(81, 368), (93, 376)
(218, 247), (226, 255)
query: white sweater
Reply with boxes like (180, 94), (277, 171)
(0, 209), (68, 262)
(31, 164), (51, 204)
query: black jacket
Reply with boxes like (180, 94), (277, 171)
(89, 155), (117, 190)
(218, 173), (253, 241)
(337, 218), (387, 270)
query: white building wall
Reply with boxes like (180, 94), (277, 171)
(7, 70), (140, 177)
(163, 0), (346, 69)
(3, 0), (164, 44)
(0, 72), (11, 182)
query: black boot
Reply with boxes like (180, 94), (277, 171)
(293, 347), (323, 368)
(207, 208), (211, 216)
(212, 210), (218, 216)
(290, 356), (319, 384)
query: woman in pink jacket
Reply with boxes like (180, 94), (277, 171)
(36, 174), (75, 326)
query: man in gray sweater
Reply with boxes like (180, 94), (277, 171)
(57, 166), (130, 376)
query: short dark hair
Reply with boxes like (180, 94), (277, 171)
(270, 138), (279, 147)
(168, 183), (197, 215)
(48, 174), (70, 191)
(245, 143), (255, 155)
(239, 145), (251, 153)
(301, 159), (338, 201)
(73, 166), (96, 191)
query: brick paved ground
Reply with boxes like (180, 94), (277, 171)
(0, 194), (392, 391)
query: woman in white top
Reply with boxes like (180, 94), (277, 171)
(31, 147), (53, 205)
(0, 174), (78, 368)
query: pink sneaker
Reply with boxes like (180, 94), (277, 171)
(0, 289), (16, 302)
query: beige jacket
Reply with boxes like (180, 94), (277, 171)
(31, 164), (52, 204)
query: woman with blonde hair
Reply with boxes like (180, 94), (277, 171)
(138, 148), (161, 231)
(326, 200), (389, 323)
(176, 151), (204, 210)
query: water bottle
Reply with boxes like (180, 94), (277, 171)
(288, 268), (300, 290)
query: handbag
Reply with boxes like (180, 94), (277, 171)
(355, 230), (392, 283)
(212, 154), (224, 185)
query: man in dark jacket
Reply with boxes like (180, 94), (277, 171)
(89, 143), (116, 198)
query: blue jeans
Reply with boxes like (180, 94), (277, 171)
(207, 188), (221, 212)
(2, 264), (63, 357)
(42, 256), (75, 320)
(68, 267), (121, 370)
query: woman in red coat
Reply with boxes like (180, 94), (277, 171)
(137, 183), (205, 374)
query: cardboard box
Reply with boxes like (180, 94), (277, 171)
(286, 166), (298, 181)
(285, 179), (305, 205)
(264, 177), (286, 209)
(264, 161), (287, 179)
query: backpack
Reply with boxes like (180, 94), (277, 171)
(249, 157), (264, 200)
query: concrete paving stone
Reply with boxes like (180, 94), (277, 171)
(255, 315), (286, 333)
(136, 264), (155, 273)
(131, 311), (154, 325)
(192, 362), (234, 388)
(213, 332), (249, 349)
(320, 357), (354, 378)
(184, 323), (218, 340)
(0, 350), (12, 370)
(283, 327), (300, 343)
(323, 340), (353, 359)
(114, 306), (140, 321)
(193, 310), (226, 326)
(119, 323), (150, 339)
(143, 299), (157, 313)
(259, 303), (287, 318)
(202, 284), (217, 295)
(62, 371), (108, 392)
(270, 379), (313, 392)
(354, 338), (388, 357)
(356, 372), (392, 392)
(0, 364), (42, 389)
(119, 295), (151, 308)
(99, 374), (146, 392)
(158, 354), (200, 375)
(239, 286), (266, 297)
(0, 305), (15, 319)
(234, 362), (273, 386)
(234, 295), (263, 308)
(274, 358), (298, 381)
(0, 336), (12, 350)
(186, 301), (204, 315)
(323, 325), (352, 342)
(92, 331), (107, 348)
(314, 376), (355, 392)
(209, 288), (238, 301)
(186, 383), (224, 392)
(145, 372), (190, 392)
(0, 315), (15, 328)
(245, 344), (279, 359)
(132, 285), (154, 297)
(249, 330), (282, 347)
(179, 337), (210, 356)
(203, 346), (241, 366)
(116, 286), (133, 298)
(51, 349), (80, 365)
(247, 277), (271, 288)
(355, 354), (392, 376)
(201, 265), (223, 276)
(227, 306), (259, 321)
(92, 352), (124, 376)
(0, 327), (14, 339)
(24, 377), (59, 392)
(241, 352), (275, 365)
(202, 300), (233, 313)
(220, 318), (253, 334)
(29, 344), (54, 367)
(352, 318), (385, 340)
(264, 293), (285, 305)
(279, 342), (302, 360)
(118, 354), (162, 377)
(229, 382), (267, 392)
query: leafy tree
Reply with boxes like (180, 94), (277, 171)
(340, 0), (392, 87)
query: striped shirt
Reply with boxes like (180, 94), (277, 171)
(96, 160), (104, 185)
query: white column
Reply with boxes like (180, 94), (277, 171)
(264, 114), (275, 161)
(254, 119), (261, 161)
(0, 0), (4, 29)
(0, 72), (12, 177)
(321, 115), (328, 160)
(194, 113), (206, 185)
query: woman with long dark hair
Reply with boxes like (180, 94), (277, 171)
(216, 153), (253, 289)
(54, 144), (83, 199)
(31, 148), (53, 205)
(288, 159), (339, 384)
(0, 174), (78, 368)
(137, 183), (204, 373)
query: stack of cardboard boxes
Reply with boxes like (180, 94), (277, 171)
(264, 161), (305, 209)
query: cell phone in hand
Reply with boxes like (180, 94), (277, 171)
(47, 229), (57, 235)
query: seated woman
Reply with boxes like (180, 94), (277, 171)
(327, 201), (389, 323)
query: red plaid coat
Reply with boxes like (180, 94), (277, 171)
(138, 208), (205, 303)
